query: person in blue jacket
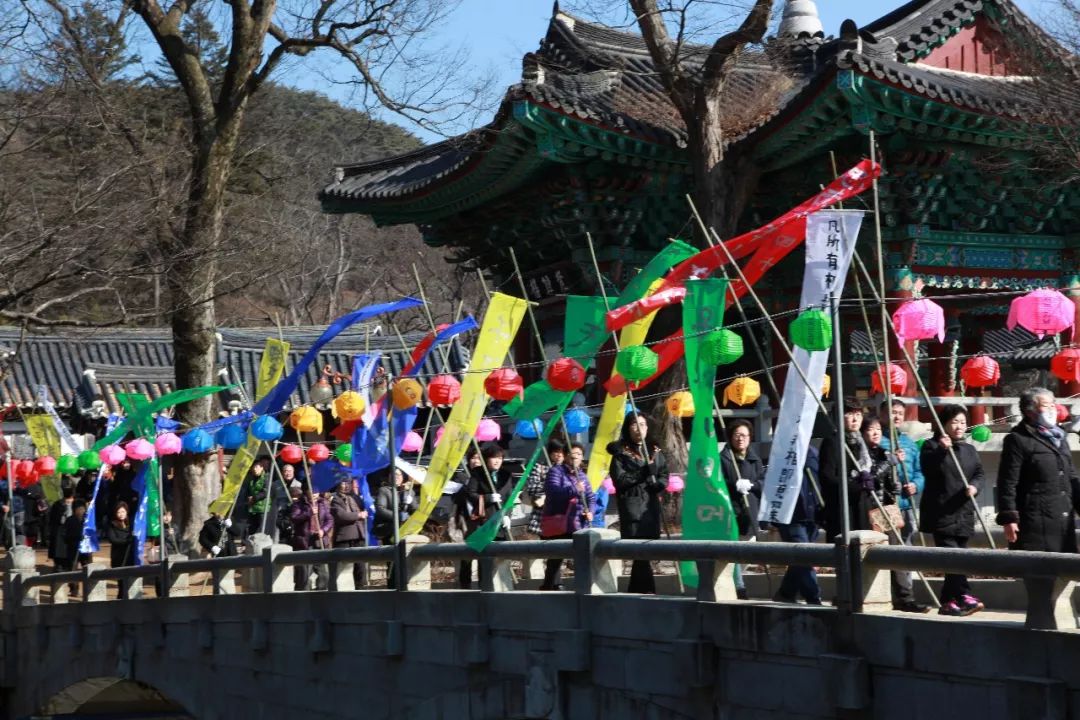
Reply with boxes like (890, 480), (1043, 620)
(879, 399), (925, 530)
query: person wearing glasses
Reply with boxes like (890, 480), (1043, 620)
(720, 420), (764, 600)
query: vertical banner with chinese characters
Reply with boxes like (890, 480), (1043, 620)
(759, 211), (864, 525)
(680, 278), (732, 588)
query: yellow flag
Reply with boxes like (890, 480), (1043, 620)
(209, 338), (290, 515)
(399, 292), (527, 536)
(25, 415), (63, 502)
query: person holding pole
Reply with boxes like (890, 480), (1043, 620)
(330, 478), (367, 587)
(920, 404), (985, 616)
(458, 444), (514, 589)
(719, 420), (764, 600)
(244, 457), (271, 536)
(879, 399), (925, 537)
(996, 388), (1080, 553)
(538, 443), (595, 590)
(772, 445), (824, 605)
(609, 412), (668, 594)
(818, 399), (865, 542)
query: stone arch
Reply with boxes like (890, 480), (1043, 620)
(42, 676), (190, 717)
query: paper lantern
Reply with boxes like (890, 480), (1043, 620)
(870, 364), (908, 396)
(701, 330), (743, 366)
(821, 373), (832, 398)
(476, 418), (502, 442)
(484, 368), (523, 401)
(434, 426), (446, 446)
(99, 445), (126, 466)
(78, 450), (102, 471)
(392, 378), (424, 410)
(215, 424), (248, 451)
(547, 358), (586, 393)
(615, 345), (659, 382)
(1007, 288), (1075, 339)
(125, 438), (155, 461)
(790, 309), (833, 351)
(1057, 404), (1071, 423)
(960, 356), (1000, 389)
(334, 443), (353, 464)
(666, 391), (695, 417)
(250, 415), (283, 442)
(427, 375), (462, 406)
(723, 378), (761, 407)
(279, 444), (303, 464)
(307, 443), (331, 463)
(515, 418), (543, 439)
(564, 408), (591, 434)
(181, 429), (214, 454)
(401, 431), (424, 452)
(665, 474), (685, 493)
(970, 425), (992, 442)
(290, 406), (323, 434)
(601, 476), (616, 495)
(35, 456), (58, 476)
(1050, 348), (1080, 384)
(154, 432), (182, 456)
(14, 460), (36, 484)
(333, 391), (365, 422)
(892, 298), (946, 345)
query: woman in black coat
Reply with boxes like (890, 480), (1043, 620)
(996, 387), (1080, 553)
(920, 404), (984, 616)
(609, 412), (667, 594)
(105, 502), (134, 568)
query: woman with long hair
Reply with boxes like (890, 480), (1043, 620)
(609, 412), (667, 593)
(538, 443), (595, 590)
(105, 502), (134, 568)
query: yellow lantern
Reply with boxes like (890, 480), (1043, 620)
(392, 378), (424, 410)
(289, 406), (323, 434)
(665, 391), (695, 418)
(333, 390), (366, 422)
(821, 373), (832, 398)
(723, 377), (761, 407)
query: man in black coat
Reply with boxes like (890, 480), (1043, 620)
(330, 479), (368, 586)
(719, 420), (764, 600)
(997, 387), (1080, 553)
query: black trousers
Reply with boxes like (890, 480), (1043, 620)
(334, 539), (367, 587)
(628, 560), (656, 594)
(540, 533), (572, 589)
(933, 533), (972, 604)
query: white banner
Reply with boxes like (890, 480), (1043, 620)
(759, 211), (864, 525)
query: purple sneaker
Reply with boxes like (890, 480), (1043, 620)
(959, 595), (984, 616)
(938, 601), (963, 616)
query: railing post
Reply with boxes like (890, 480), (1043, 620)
(331, 553), (357, 592)
(478, 555), (514, 592)
(83, 563), (107, 602)
(848, 530), (890, 613)
(163, 555), (189, 598)
(1022, 575), (1077, 630)
(397, 535), (431, 591)
(118, 574), (143, 601)
(695, 559), (736, 602)
(3, 546), (38, 606)
(573, 528), (619, 595)
(243, 533), (273, 592)
(261, 545), (294, 594)
(211, 566), (236, 595)
(833, 537), (852, 614)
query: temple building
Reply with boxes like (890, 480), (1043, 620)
(320, 0), (1080, 416)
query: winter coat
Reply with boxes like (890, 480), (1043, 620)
(783, 444), (823, 527)
(460, 465), (514, 539)
(818, 433), (855, 539)
(541, 464), (596, 536)
(198, 515), (239, 557)
(20, 484), (47, 538)
(330, 491), (365, 544)
(289, 496), (333, 550)
(63, 514), (86, 564)
(47, 500), (75, 560)
(524, 463), (550, 535)
(719, 447), (764, 537)
(996, 422), (1080, 553)
(105, 522), (134, 567)
(609, 444), (667, 540)
(245, 471), (270, 515)
(374, 484), (419, 541)
(881, 433), (925, 511)
(919, 437), (984, 537)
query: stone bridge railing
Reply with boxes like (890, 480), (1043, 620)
(5, 529), (1080, 631)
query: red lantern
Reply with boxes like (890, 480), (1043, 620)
(1057, 404), (1071, 423)
(307, 443), (330, 463)
(279, 444), (303, 464)
(14, 460), (37, 486)
(546, 358), (586, 393)
(959, 356), (1000, 389)
(1050, 349), (1080, 384)
(870, 364), (908, 396)
(33, 456), (57, 477)
(484, 368), (524, 401)
(427, 375), (462, 406)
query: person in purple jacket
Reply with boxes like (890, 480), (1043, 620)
(289, 484), (333, 590)
(539, 443), (596, 590)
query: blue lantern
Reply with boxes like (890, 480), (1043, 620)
(564, 408), (591, 435)
(515, 418), (544, 439)
(216, 423), (248, 450)
(250, 415), (283, 442)
(181, 429), (214, 454)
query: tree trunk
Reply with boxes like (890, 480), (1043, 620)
(169, 117), (245, 544)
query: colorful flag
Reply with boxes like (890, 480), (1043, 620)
(79, 415), (120, 553)
(24, 415), (65, 502)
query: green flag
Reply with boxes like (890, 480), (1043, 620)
(680, 279), (736, 588)
(93, 385), (230, 450)
(118, 393), (161, 537)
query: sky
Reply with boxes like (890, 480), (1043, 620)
(363, 0), (1047, 143)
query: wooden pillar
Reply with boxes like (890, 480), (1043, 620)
(1061, 275), (1080, 398)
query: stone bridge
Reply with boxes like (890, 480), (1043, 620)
(2, 530), (1080, 720)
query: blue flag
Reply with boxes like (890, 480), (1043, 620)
(131, 460), (152, 566)
(80, 414), (120, 554)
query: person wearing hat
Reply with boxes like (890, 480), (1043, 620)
(818, 399), (865, 542)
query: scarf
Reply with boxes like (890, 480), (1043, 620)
(1032, 421), (1066, 449)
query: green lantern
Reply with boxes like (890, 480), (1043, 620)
(78, 449), (102, 471)
(57, 454), (80, 475)
(970, 425), (992, 442)
(615, 345), (659, 381)
(701, 329), (744, 366)
(790, 309), (833, 351)
(334, 443), (353, 464)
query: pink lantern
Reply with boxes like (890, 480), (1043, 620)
(154, 432), (183, 456)
(476, 418), (501, 442)
(960, 356), (1000, 389)
(125, 438), (155, 461)
(1007, 288), (1075, 339)
(401, 431), (424, 453)
(871, 364), (908, 396)
(601, 476), (616, 495)
(1057, 404), (1071, 423)
(99, 445), (126, 466)
(434, 426), (446, 447)
(665, 474), (685, 493)
(307, 443), (330, 463)
(892, 298), (945, 345)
